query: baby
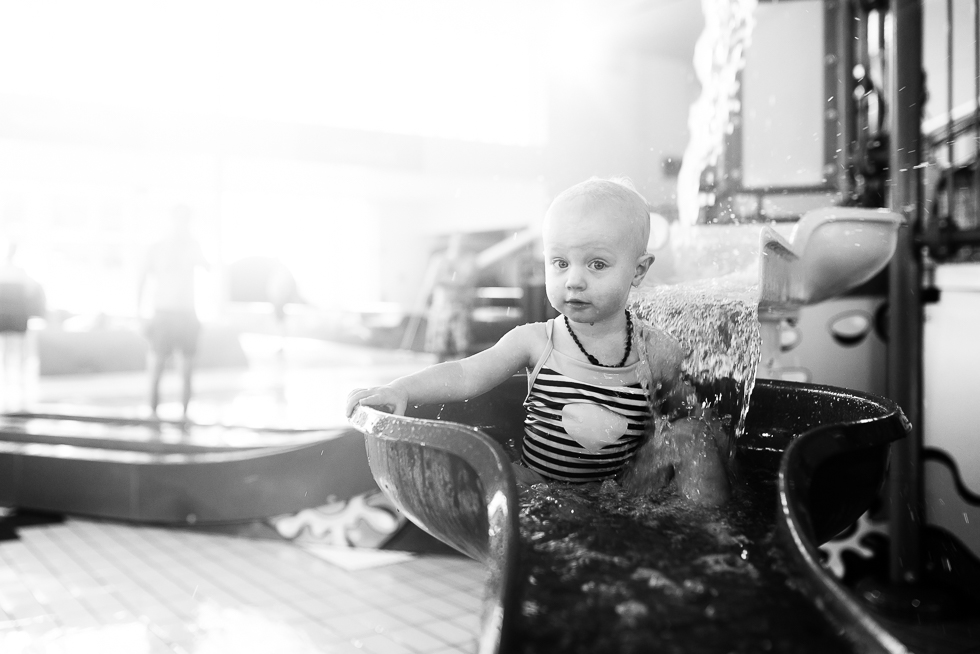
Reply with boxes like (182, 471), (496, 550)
(347, 178), (729, 503)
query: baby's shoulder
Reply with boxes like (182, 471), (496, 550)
(508, 320), (551, 347)
(499, 320), (551, 361)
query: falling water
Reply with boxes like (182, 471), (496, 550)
(676, 0), (758, 227)
(630, 277), (762, 450)
(618, 276), (762, 504)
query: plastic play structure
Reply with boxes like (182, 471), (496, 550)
(0, 412), (377, 524)
(351, 375), (908, 653)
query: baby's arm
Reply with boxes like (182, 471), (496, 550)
(642, 326), (696, 418)
(346, 322), (543, 417)
(638, 326), (730, 505)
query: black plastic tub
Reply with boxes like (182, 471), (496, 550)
(350, 376), (908, 654)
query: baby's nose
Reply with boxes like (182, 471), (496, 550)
(565, 269), (586, 289)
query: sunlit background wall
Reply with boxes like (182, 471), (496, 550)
(0, 0), (702, 327)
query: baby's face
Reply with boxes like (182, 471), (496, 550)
(542, 197), (650, 325)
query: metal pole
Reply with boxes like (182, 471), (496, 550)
(974, 0), (980, 198)
(886, 0), (924, 585)
(948, 0), (956, 218)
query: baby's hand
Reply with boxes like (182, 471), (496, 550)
(668, 415), (731, 507)
(511, 462), (545, 486)
(346, 385), (409, 418)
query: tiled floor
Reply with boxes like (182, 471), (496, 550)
(0, 517), (485, 653)
(0, 519), (483, 654)
(0, 336), (488, 653)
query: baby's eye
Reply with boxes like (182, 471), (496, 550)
(590, 260), (608, 271)
(552, 259), (568, 269)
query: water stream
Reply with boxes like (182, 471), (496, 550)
(677, 0), (758, 227)
(631, 278), (762, 450)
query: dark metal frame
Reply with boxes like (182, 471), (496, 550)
(705, 0), (855, 223)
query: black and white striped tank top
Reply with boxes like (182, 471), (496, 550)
(522, 320), (652, 482)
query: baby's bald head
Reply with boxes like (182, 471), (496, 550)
(546, 177), (651, 258)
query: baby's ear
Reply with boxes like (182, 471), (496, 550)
(632, 252), (655, 286)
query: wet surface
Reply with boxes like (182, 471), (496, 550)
(0, 339), (484, 653)
(514, 444), (852, 654)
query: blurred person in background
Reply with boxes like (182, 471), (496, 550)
(420, 233), (478, 361)
(137, 205), (210, 422)
(0, 240), (45, 410)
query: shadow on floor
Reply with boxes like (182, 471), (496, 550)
(0, 509), (65, 542)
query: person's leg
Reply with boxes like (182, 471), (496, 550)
(424, 306), (448, 356)
(180, 352), (195, 421)
(148, 350), (167, 419)
(450, 308), (470, 358)
(145, 316), (166, 419)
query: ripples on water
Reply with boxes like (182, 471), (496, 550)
(514, 451), (847, 654)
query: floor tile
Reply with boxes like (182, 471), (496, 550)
(0, 516), (485, 654)
(420, 618), (475, 646)
(388, 624), (450, 652)
(355, 632), (415, 654)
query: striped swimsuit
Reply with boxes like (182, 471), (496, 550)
(522, 319), (652, 482)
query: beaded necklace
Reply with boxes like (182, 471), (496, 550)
(564, 309), (633, 368)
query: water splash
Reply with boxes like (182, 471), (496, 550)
(631, 277), (762, 447)
(622, 278), (761, 504)
(514, 472), (847, 653)
(650, 223), (767, 287)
